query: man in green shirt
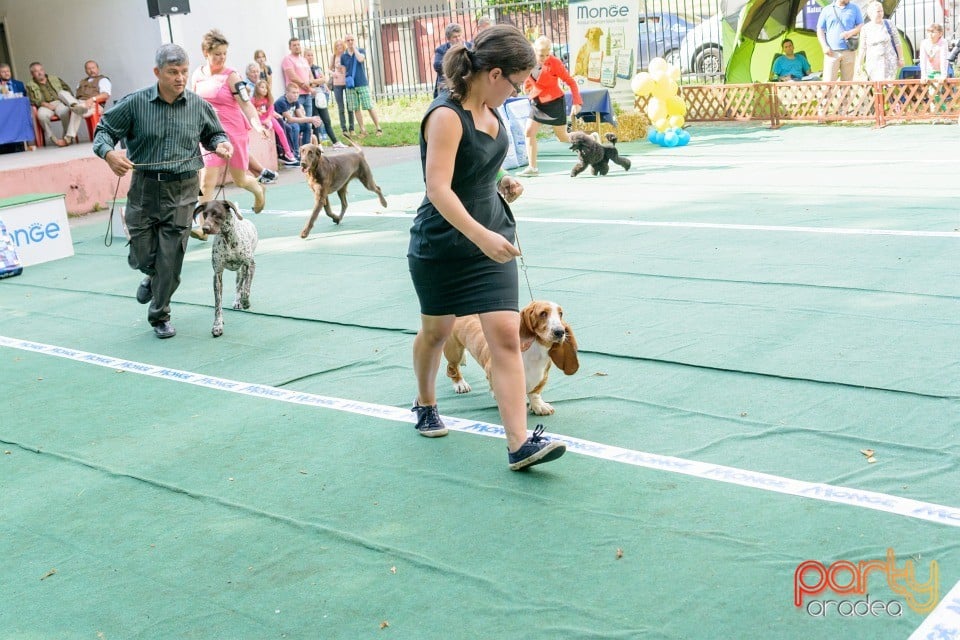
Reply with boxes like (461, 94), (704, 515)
(25, 62), (87, 146)
(93, 43), (232, 339)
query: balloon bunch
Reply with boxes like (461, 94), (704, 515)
(632, 57), (691, 148)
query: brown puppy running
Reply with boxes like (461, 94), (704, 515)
(298, 139), (387, 238)
(443, 301), (579, 415)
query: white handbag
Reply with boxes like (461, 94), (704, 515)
(314, 88), (329, 109)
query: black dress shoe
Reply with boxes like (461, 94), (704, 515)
(136, 277), (152, 304)
(153, 321), (176, 339)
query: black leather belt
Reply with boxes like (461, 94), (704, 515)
(138, 170), (196, 182)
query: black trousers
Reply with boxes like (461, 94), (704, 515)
(125, 172), (199, 326)
(312, 103), (338, 144)
(332, 85), (354, 132)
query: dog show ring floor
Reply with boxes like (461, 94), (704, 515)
(2, 123), (959, 639)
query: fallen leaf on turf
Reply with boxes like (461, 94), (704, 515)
(390, 566), (396, 574)
(593, 372), (608, 376)
(379, 621), (390, 629)
(867, 457), (877, 464)
(616, 548), (623, 559)
(860, 449), (875, 457)
(40, 569), (56, 580)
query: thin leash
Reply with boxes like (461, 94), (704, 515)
(104, 151), (221, 247)
(513, 225), (536, 303)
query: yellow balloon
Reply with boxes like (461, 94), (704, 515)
(648, 57), (668, 75)
(666, 95), (687, 117)
(651, 80), (671, 101)
(631, 72), (655, 97)
(669, 65), (682, 82)
(645, 97), (667, 123)
(669, 114), (685, 128)
(655, 117), (670, 132)
(666, 79), (679, 96)
(649, 69), (667, 85)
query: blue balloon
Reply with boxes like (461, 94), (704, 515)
(677, 129), (691, 146)
(662, 131), (679, 147)
(648, 129), (661, 145)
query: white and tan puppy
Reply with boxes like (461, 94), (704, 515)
(443, 301), (579, 415)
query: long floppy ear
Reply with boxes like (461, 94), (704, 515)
(548, 321), (579, 375)
(309, 147), (323, 175)
(192, 203), (205, 224)
(519, 304), (537, 343)
(224, 200), (243, 220)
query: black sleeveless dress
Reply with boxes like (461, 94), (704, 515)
(407, 95), (518, 316)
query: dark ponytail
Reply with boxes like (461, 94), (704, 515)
(442, 24), (535, 101)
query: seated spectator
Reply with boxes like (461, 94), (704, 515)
(75, 60), (111, 115)
(274, 82), (321, 160)
(919, 23), (950, 79)
(254, 49), (273, 87)
(253, 79), (299, 166)
(0, 63), (26, 96)
(25, 62), (87, 146)
(243, 62), (260, 96)
(772, 39), (811, 81)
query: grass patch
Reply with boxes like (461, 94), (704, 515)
(344, 94), (432, 147)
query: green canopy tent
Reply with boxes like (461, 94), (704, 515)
(724, 0), (902, 83)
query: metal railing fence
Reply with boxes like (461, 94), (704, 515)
(289, 0), (727, 100)
(289, 1), (959, 102)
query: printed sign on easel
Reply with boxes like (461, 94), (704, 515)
(568, 0), (638, 91)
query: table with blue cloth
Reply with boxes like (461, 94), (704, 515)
(565, 88), (616, 126)
(0, 97), (34, 150)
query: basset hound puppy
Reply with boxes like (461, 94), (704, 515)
(443, 300), (579, 415)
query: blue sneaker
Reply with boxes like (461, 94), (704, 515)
(411, 402), (448, 438)
(508, 425), (566, 471)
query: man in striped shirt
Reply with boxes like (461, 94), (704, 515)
(93, 44), (232, 340)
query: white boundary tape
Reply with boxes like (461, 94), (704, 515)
(3, 333), (960, 529)
(277, 207), (960, 239)
(910, 580), (960, 639)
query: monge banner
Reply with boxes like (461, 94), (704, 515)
(568, 0), (638, 91)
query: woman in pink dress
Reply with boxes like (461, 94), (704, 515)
(191, 29), (267, 213)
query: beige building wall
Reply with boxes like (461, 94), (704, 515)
(0, 0), (290, 102)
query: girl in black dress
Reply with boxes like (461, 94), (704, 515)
(408, 24), (567, 471)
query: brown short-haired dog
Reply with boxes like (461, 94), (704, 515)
(298, 140), (388, 238)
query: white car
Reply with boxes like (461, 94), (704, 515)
(677, 15), (724, 75)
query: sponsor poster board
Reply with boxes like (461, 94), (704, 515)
(0, 194), (74, 267)
(568, 0), (638, 92)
